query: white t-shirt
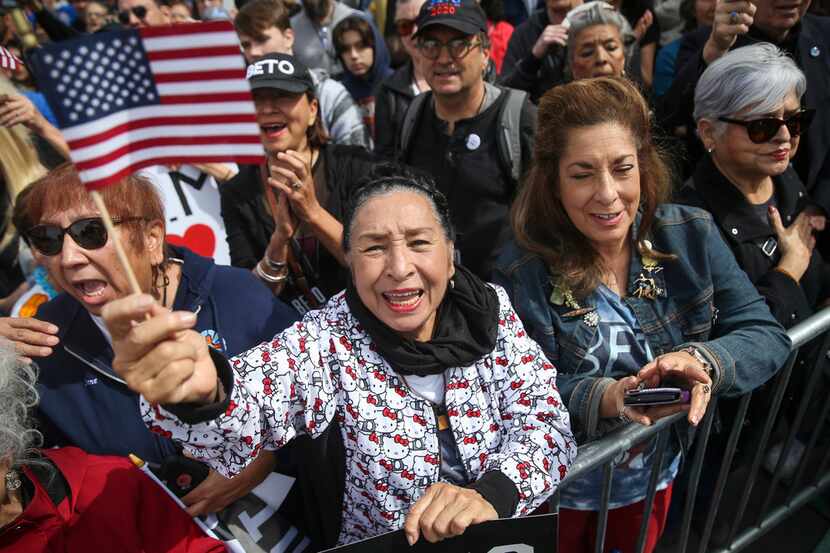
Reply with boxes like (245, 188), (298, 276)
(139, 165), (233, 266)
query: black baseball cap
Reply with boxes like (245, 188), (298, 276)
(413, 0), (487, 38)
(246, 53), (314, 94)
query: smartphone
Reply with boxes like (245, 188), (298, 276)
(624, 387), (691, 407)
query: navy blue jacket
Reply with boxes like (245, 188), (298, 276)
(34, 245), (298, 463)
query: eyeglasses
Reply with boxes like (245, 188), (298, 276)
(416, 37), (481, 60)
(718, 108), (815, 144)
(117, 5), (147, 24)
(25, 217), (143, 256)
(395, 18), (416, 37)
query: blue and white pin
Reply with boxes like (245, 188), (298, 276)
(466, 133), (481, 151)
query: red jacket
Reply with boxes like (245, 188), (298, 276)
(0, 447), (224, 553)
(487, 20), (515, 74)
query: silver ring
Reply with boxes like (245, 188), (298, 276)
(702, 384), (711, 395)
(729, 11), (739, 24)
(291, 180), (303, 190)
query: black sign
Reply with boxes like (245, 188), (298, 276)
(322, 513), (557, 553)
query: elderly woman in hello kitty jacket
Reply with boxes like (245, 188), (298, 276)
(103, 168), (575, 549)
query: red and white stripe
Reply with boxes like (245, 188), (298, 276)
(63, 21), (264, 190)
(0, 46), (21, 71)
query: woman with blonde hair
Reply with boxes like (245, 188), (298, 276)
(0, 73), (70, 321)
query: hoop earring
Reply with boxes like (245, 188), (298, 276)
(152, 263), (171, 306)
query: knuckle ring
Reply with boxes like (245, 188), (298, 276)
(730, 11), (739, 24)
(291, 180), (303, 190)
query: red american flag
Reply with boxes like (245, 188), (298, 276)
(0, 46), (21, 71)
(29, 21), (264, 190)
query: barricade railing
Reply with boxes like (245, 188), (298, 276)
(553, 307), (830, 553)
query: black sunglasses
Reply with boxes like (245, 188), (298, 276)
(118, 5), (147, 24)
(25, 217), (143, 256)
(719, 108), (815, 144)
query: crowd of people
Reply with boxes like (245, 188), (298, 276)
(0, 0), (828, 551)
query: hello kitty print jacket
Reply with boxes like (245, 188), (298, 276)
(143, 285), (576, 545)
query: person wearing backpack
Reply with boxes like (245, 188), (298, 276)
(395, 0), (536, 280)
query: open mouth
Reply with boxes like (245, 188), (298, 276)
(73, 279), (107, 299)
(382, 289), (424, 313)
(260, 122), (287, 137)
(591, 211), (623, 226)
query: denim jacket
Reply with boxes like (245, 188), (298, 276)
(493, 204), (791, 444)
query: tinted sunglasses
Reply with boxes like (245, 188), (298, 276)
(395, 18), (416, 37)
(718, 108), (815, 144)
(25, 217), (142, 256)
(118, 5), (147, 24)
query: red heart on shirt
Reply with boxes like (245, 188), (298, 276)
(167, 224), (216, 258)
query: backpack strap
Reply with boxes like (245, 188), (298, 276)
(496, 87), (528, 187)
(398, 91), (431, 160)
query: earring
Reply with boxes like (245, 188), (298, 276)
(449, 278), (455, 290)
(707, 146), (714, 153)
(5, 470), (21, 491)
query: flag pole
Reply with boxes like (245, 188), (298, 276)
(89, 191), (144, 296)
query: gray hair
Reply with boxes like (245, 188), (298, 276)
(565, 2), (636, 57)
(0, 341), (41, 469)
(693, 43), (807, 135)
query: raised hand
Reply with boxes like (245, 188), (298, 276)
(633, 9), (654, 42)
(268, 150), (322, 223)
(703, 0), (756, 63)
(532, 24), (569, 59)
(102, 294), (218, 405)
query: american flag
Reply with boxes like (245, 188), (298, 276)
(29, 21), (264, 190)
(0, 46), (21, 71)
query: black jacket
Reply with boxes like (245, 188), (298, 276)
(499, 9), (567, 103)
(659, 14), (830, 208)
(398, 84), (536, 279)
(677, 155), (830, 328)
(374, 60), (416, 160)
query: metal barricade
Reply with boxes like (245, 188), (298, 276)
(554, 307), (830, 553)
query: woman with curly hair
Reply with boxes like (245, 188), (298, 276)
(0, 340), (224, 551)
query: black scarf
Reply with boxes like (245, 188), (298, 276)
(344, 264), (500, 376)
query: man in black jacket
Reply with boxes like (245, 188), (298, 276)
(396, 0), (536, 279)
(375, 0), (431, 159)
(499, 0), (578, 102)
(659, 0), (830, 237)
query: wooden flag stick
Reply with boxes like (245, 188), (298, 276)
(89, 190), (143, 296)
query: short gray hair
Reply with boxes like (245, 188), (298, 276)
(565, 1), (635, 56)
(0, 341), (41, 469)
(694, 43), (806, 134)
